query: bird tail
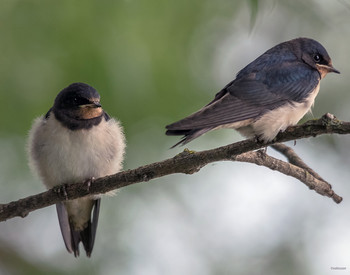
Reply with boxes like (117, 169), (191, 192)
(56, 199), (100, 257)
(165, 127), (213, 148)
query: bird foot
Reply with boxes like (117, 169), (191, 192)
(254, 135), (266, 144)
(84, 177), (95, 192)
(53, 184), (69, 201)
(259, 147), (268, 154)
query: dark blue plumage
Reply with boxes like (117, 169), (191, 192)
(166, 38), (339, 147)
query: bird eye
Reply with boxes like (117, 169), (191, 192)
(313, 54), (321, 63)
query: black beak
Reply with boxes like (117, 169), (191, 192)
(92, 101), (102, 108)
(316, 64), (340, 74)
(324, 64), (340, 74)
(79, 101), (102, 108)
(328, 66), (340, 74)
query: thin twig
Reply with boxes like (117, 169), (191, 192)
(234, 150), (342, 203)
(272, 143), (324, 181)
(271, 143), (343, 204)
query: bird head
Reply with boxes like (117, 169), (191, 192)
(53, 83), (103, 120)
(296, 38), (340, 78)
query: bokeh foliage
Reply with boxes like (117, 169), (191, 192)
(0, 0), (349, 274)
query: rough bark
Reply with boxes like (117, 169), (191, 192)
(0, 113), (348, 222)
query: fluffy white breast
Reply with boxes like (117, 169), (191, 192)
(251, 84), (321, 141)
(28, 114), (125, 189)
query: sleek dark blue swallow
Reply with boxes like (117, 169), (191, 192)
(166, 37), (340, 147)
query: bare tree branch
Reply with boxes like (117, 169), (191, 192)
(272, 143), (325, 182)
(234, 149), (342, 203)
(0, 113), (349, 222)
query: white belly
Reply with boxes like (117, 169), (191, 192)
(28, 114), (125, 189)
(251, 84), (320, 141)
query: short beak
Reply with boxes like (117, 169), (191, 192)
(92, 101), (102, 108)
(79, 101), (102, 108)
(327, 65), (340, 74)
(316, 64), (340, 74)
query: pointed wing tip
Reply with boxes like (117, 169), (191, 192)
(73, 249), (80, 257)
(56, 199), (101, 258)
(170, 139), (186, 149)
(80, 199), (101, 258)
(56, 203), (75, 254)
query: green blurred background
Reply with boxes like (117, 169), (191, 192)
(1, 0), (350, 274)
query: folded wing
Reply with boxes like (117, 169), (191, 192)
(166, 62), (319, 146)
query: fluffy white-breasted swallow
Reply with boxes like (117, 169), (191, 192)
(28, 82), (125, 257)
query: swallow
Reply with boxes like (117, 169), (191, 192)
(28, 83), (125, 257)
(166, 37), (340, 147)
